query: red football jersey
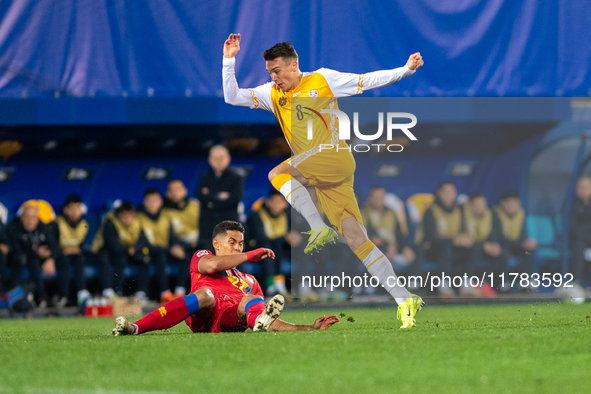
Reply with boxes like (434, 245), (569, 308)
(189, 250), (264, 301)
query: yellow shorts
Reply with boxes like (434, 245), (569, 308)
(285, 147), (363, 234)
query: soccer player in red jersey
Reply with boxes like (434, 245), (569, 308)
(112, 220), (339, 335)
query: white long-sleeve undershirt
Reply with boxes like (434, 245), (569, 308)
(222, 57), (415, 112)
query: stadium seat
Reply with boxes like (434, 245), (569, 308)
(384, 193), (409, 236)
(17, 200), (56, 224)
(406, 193), (435, 224)
(405, 193), (435, 244)
(525, 214), (562, 271)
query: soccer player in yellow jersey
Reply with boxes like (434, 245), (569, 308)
(222, 33), (424, 328)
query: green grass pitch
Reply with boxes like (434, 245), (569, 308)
(1, 302), (591, 394)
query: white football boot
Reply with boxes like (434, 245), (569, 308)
(253, 294), (285, 332)
(112, 316), (138, 336)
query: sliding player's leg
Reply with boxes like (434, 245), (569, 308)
(112, 288), (215, 336)
(236, 294), (285, 332)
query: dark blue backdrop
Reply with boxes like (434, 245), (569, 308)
(0, 1), (590, 125)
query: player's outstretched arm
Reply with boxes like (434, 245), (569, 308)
(268, 314), (340, 331)
(319, 52), (424, 98)
(223, 33), (241, 59)
(406, 52), (424, 71)
(222, 33), (274, 111)
(198, 248), (275, 274)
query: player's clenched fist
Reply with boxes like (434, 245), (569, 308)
(223, 33), (241, 58)
(406, 52), (424, 71)
(245, 247), (275, 262)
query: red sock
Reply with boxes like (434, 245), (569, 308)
(245, 298), (266, 329)
(135, 294), (200, 334)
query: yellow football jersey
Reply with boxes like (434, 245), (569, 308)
(223, 58), (414, 156)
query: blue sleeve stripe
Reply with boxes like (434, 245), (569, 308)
(183, 293), (200, 315)
(244, 297), (265, 315)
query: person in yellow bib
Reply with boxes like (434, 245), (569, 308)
(54, 195), (90, 307)
(415, 181), (476, 297)
(91, 202), (151, 299)
(494, 192), (537, 282)
(162, 180), (200, 297)
(462, 193), (504, 296)
(137, 188), (186, 303)
(245, 189), (291, 299)
(222, 34), (424, 328)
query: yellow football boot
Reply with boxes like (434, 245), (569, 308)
(397, 293), (425, 329)
(303, 226), (338, 255)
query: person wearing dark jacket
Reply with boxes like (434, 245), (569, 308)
(569, 177), (591, 285)
(246, 189), (291, 296)
(415, 182), (477, 296)
(196, 145), (244, 249)
(7, 205), (58, 307)
(493, 192), (537, 279)
(0, 220), (9, 289)
(91, 202), (151, 298)
(162, 179), (200, 297)
(361, 186), (416, 265)
(137, 188), (186, 303)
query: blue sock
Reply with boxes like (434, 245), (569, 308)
(244, 298), (265, 315)
(183, 293), (200, 315)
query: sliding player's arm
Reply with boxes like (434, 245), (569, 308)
(222, 33), (274, 112)
(269, 314), (340, 331)
(318, 52), (424, 98)
(197, 248), (275, 274)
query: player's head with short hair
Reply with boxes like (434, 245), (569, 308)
(264, 42), (301, 92)
(435, 181), (457, 208)
(143, 188), (163, 215)
(115, 201), (136, 227)
(212, 220), (244, 240)
(469, 193), (487, 216)
(263, 42), (298, 62)
(63, 194), (83, 222)
(499, 191), (521, 216)
(212, 220), (245, 255)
